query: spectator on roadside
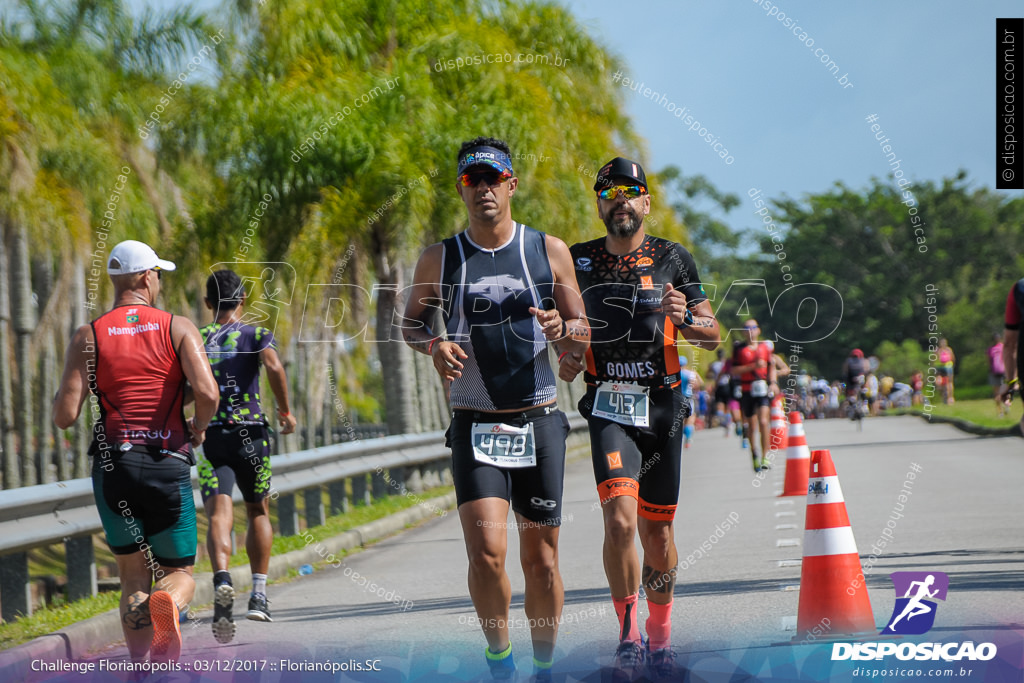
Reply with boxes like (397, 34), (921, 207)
(865, 373), (880, 416)
(910, 371), (925, 407)
(989, 332), (1006, 416)
(937, 338), (956, 404)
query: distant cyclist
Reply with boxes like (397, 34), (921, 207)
(841, 349), (869, 419)
(842, 349), (868, 398)
(999, 278), (1024, 431)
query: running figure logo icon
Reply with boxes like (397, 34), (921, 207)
(881, 571), (949, 635)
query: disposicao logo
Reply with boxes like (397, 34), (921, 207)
(881, 571), (947, 635)
(831, 571), (997, 662)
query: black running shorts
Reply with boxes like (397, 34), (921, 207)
(92, 448), (196, 567)
(579, 385), (688, 521)
(446, 405), (569, 525)
(740, 392), (771, 417)
(199, 424), (272, 503)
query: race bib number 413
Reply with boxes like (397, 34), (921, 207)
(471, 422), (537, 468)
(592, 382), (650, 427)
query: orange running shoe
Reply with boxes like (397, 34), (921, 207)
(149, 590), (182, 662)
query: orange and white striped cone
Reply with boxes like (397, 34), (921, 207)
(779, 412), (810, 497)
(769, 401), (788, 455)
(795, 449), (875, 638)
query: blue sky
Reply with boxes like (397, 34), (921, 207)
(143, 0), (1021, 209)
(561, 0), (1022, 209)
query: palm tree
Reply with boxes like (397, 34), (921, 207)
(194, 0), (649, 434)
(0, 0), (221, 484)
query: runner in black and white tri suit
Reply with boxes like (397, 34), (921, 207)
(403, 137), (589, 682)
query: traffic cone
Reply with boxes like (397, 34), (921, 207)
(795, 449), (875, 638)
(779, 412), (810, 497)
(769, 401), (788, 454)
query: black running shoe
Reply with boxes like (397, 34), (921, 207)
(646, 645), (677, 680)
(246, 592), (272, 622)
(212, 582), (236, 644)
(611, 640), (645, 681)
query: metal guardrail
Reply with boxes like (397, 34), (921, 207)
(0, 414), (587, 622)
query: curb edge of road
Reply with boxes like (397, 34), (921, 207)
(0, 491), (459, 678)
(915, 411), (1021, 437)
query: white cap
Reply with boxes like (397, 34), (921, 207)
(107, 240), (177, 275)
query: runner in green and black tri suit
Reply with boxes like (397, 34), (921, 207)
(199, 269), (296, 642)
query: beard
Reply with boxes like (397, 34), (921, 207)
(602, 205), (642, 238)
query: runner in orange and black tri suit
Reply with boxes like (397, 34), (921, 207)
(559, 156), (719, 680)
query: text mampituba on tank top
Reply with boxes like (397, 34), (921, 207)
(105, 322), (161, 336)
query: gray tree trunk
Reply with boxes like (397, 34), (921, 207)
(0, 227), (18, 488)
(39, 332), (57, 483)
(294, 343), (309, 450)
(374, 259), (416, 435)
(11, 223), (36, 485)
(71, 258), (89, 479)
(321, 353), (333, 443)
(413, 352), (433, 431)
(35, 256), (54, 483)
(304, 325), (331, 447)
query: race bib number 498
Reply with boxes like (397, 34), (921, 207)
(471, 422), (537, 468)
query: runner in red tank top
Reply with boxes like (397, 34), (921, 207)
(730, 319), (778, 471)
(91, 305), (191, 459)
(54, 240), (218, 664)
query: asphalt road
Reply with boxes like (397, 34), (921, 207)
(50, 416), (1024, 681)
